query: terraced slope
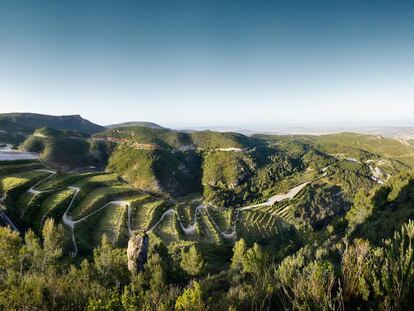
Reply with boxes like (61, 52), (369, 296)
(0, 161), (313, 253)
(2, 130), (413, 261)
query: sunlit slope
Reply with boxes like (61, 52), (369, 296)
(2, 130), (414, 258)
(0, 113), (104, 144)
(22, 128), (105, 170)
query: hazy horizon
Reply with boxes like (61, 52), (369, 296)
(1, 1), (414, 127)
(2, 110), (414, 131)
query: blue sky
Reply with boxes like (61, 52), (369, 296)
(1, 0), (414, 128)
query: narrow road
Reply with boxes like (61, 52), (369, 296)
(62, 187), (131, 257)
(239, 182), (309, 211)
(28, 170), (57, 195)
(21, 165), (322, 256)
(145, 180), (311, 239)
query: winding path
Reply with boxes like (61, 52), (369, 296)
(62, 187), (132, 256)
(28, 170), (57, 195)
(239, 182), (309, 211)
(26, 168), (315, 256)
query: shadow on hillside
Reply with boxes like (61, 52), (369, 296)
(352, 176), (414, 245)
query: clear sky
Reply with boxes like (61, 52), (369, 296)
(1, 0), (414, 128)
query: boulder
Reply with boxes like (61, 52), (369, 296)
(127, 233), (149, 273)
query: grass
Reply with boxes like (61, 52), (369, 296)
(0, 170), (49, 193)
(90, 202), (129, 247)
(176, 202), (199, 227)
(207, 208), (233, 232)
(68, 185), (137, 219)
(0, 161), (43, 176)
(152, 210), (180, 244)
(37, 172), (100, 191)
(129, 197), (165, 232)
(32, 188), (76, 231)
(238, 211), (277, 240)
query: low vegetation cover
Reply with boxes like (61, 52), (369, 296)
(0, 113), (104, 144)
(1, 118), (414, 310)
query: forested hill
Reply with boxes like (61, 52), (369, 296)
(0, 113), (105, 143)
(2, 117), (414, 309)
(106, 121), (165, 129)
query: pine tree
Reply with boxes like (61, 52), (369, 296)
(180, 245), (205, 277)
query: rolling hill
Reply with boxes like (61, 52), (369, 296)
(0, 113), (105, 144)
(106, 121), (165, 129)
(2, 117), (414, 310)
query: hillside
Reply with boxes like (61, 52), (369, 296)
(21, 128), (103, 170)
(106, 121), (165, 129)
(0, 113), (105, 144)
(2, 126), (414, 310)
(89, 128), (411, 207)
(305, 132), (414, 167)
(94, 126), (258, 150)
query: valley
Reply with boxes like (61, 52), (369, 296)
(1, 113), (414, 310)
(1, 114), (412, 252)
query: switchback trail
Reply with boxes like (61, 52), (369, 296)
(146, 180), (309, 239)
(26, 168), (323, 256)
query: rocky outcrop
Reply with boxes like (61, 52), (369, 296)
(127, 233), (149, 273)
(0, 205), (18, 231)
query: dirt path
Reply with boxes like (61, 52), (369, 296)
(22, 166), (317, 255)
(28, 170), (57, 195)
(62, 188), (131, 256)
(145, 179), (312, 239)
(239, 182), (309, 211)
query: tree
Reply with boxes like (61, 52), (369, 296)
(180, 245), (204, 277)
(175, 281), (206, 311)
(341, 239), (372, 303)
(240, 243), (275, 309)
(0, 226), (21, 273)
(146, 253), (166, 310)
(278, 259), (338, 310)
(230, 238), (247, 270)
(122, 273), (147, 311)
(346, 189), (373, 229)
(20, 229), (42, 272)
(94, 234), (129, 286)
(242, 243), (268, 276)
(41, 218), (64, 272)
(371, 220), (414, 310)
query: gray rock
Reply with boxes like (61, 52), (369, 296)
(127, 233), (149, 273)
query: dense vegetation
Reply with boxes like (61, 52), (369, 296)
(22, 128), (100, 170)
(2, 116), (414, 309)
(0, 113), (104, 144)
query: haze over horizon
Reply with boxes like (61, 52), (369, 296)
(1, 0), (414, 128)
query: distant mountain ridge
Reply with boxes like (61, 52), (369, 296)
(0, 113), (105, 143)
(106, 121), (165, 129)
(0, 113), (104, 134)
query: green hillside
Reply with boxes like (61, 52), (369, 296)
(0, 113), (104, 144)
(2, 129), (410, 247)
(21, 128), (102, 170)
(106, 121), (165, 129)
(2, 128), (414, 310)
(191, 130), (257, 149)
(307, 132), (414, 167)
(94, 126), (258, 150)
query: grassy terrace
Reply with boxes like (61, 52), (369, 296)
(0, 158), (333, 251)
(1, 132), (410, 255)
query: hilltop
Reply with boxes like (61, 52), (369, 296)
(2, 115), (414, 310)
(106, 121), (165, 129)
(0, 113), (105, 144)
